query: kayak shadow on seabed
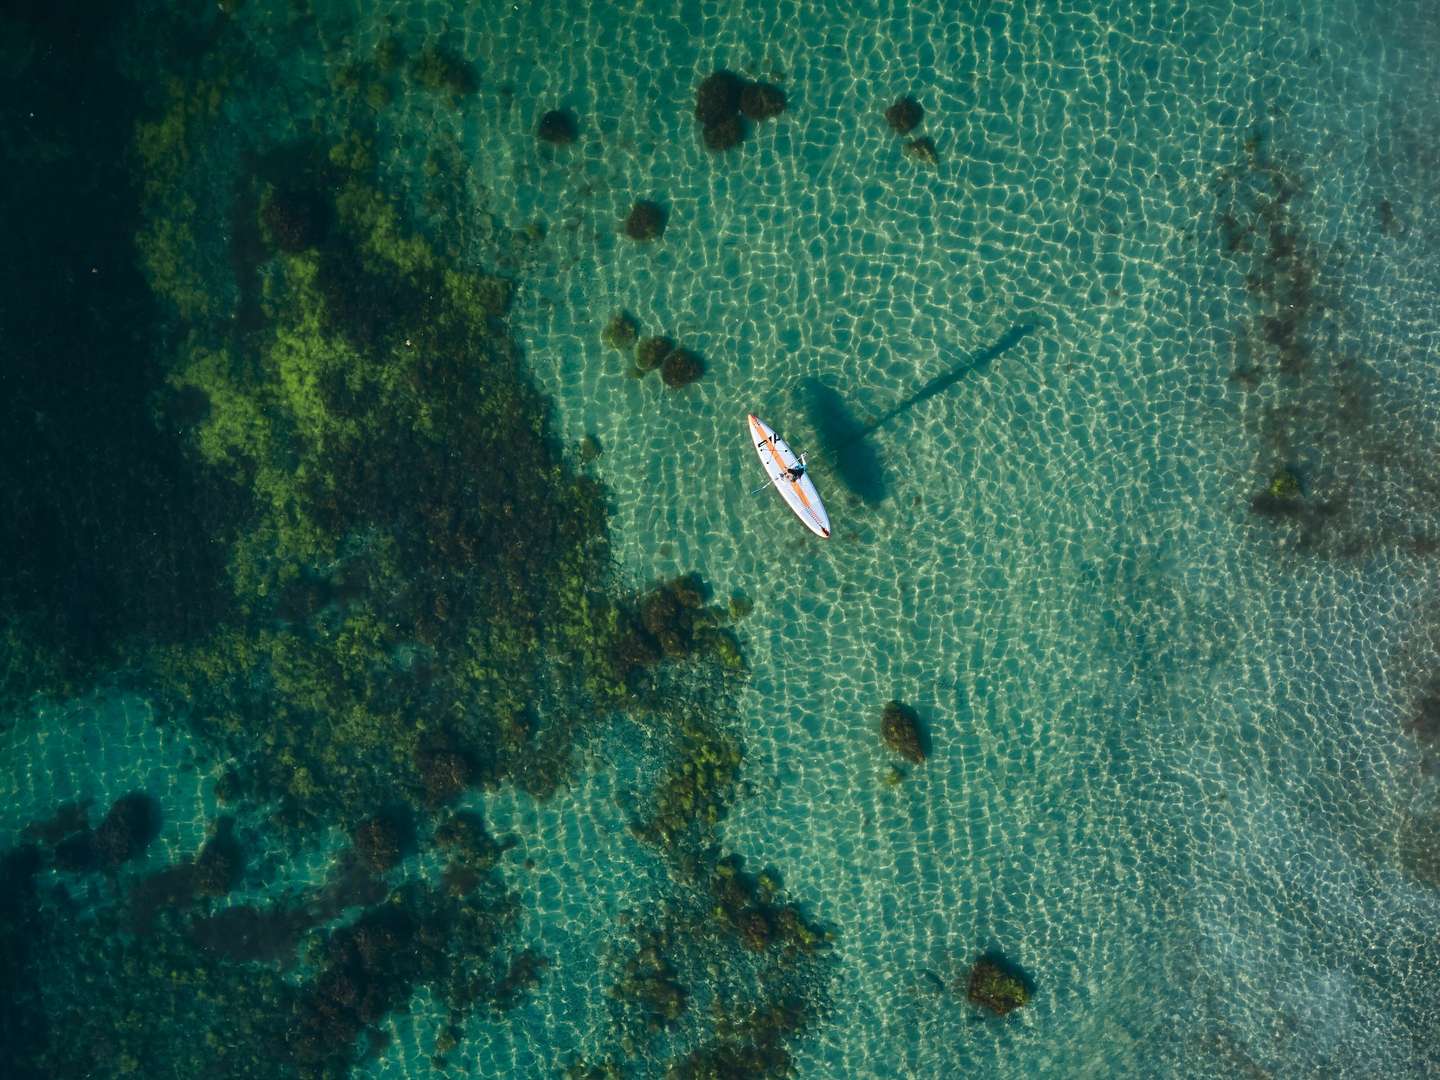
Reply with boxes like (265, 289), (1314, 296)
(799, 322), (1036, 505)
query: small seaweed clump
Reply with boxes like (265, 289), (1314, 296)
(740, 81), (786, 121)
(695, 70), (744, 127)
(636, 574), (737, 666)
(667, 998), (812, 1079)
(590, 575), (744, 704)
(433, 810), (506, 896)
(632, 716), (742, 849)
(903, 137), (939, 166)
(289, 882), (515, 1073)
(695, 70), (786, 151)
(610, 932), (689, 1029)
(635, 335), (674, 372)
(1268, 467), (1303, 499)
(661, 347), (704, 389)
(880, 700), (927, 764)
(965, 956), (1032, 1015)
(885, 95), (924, 134)
(415, 740), (473, 807)
(703, 114), (744, 152)
(706, 854), (829, 955)
(625, 200), (666, 242)
(602, 311), (640, 351)
(537, 108), (578, 145)
(411, 44), (478, 100)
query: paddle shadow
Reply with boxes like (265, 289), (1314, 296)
(802, 323), (1036, 505)
(802, 378), (890, 505)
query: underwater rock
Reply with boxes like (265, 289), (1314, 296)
(964, 957), (1032, 1015)
(602, 311), (639, 350)
(695, 70), (744, 126)
(880, 700), (926, 763)
(537, 108), (578, 145)
(668, 572), (707, 608)
(903, 137), (939, 166)
(702, 115), (744, 152)
(579, 434), (603, 463)
(635, 336), (674, 372)
(613, 934), (689, 1026)
(661, 348), (704, 388)
(737, 908), (773, 951)
(624, 200), (666, 242)
(740, 81), (786, 121)
(885, 95), (923, 134)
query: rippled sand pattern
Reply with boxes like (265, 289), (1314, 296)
(449, 0), (1440, 1075)
(6, 0), (1440, 1076)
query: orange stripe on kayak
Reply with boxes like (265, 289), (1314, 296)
(751, 416), (828, 536)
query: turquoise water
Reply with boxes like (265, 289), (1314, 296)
(4, 0), (1440, 1076)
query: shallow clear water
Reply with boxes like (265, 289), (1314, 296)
(4, 0), (1440, 1076)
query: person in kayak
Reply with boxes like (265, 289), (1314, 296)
(784, 459), (806, 482)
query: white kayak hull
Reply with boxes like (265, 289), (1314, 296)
(748, 414), (831, 539)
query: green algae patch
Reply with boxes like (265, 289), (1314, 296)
(965, 956), (1034, 1015)
(148, 168), (619, 825)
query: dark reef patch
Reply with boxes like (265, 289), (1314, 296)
(1214, 127), (1440, 558)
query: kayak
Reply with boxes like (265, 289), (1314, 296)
(748, 414), (831, 539)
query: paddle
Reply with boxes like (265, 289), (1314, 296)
(750, 452), (807, 495)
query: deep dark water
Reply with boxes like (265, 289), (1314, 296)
(0, 1), (234, 716)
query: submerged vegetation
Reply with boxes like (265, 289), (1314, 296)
(694, 68), (787, 153)
(964, 956), (1033, 1016)
(2, 5), (833, 1076)
(1215, 127), (1440, 558)
(880, 700), (927, 764)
